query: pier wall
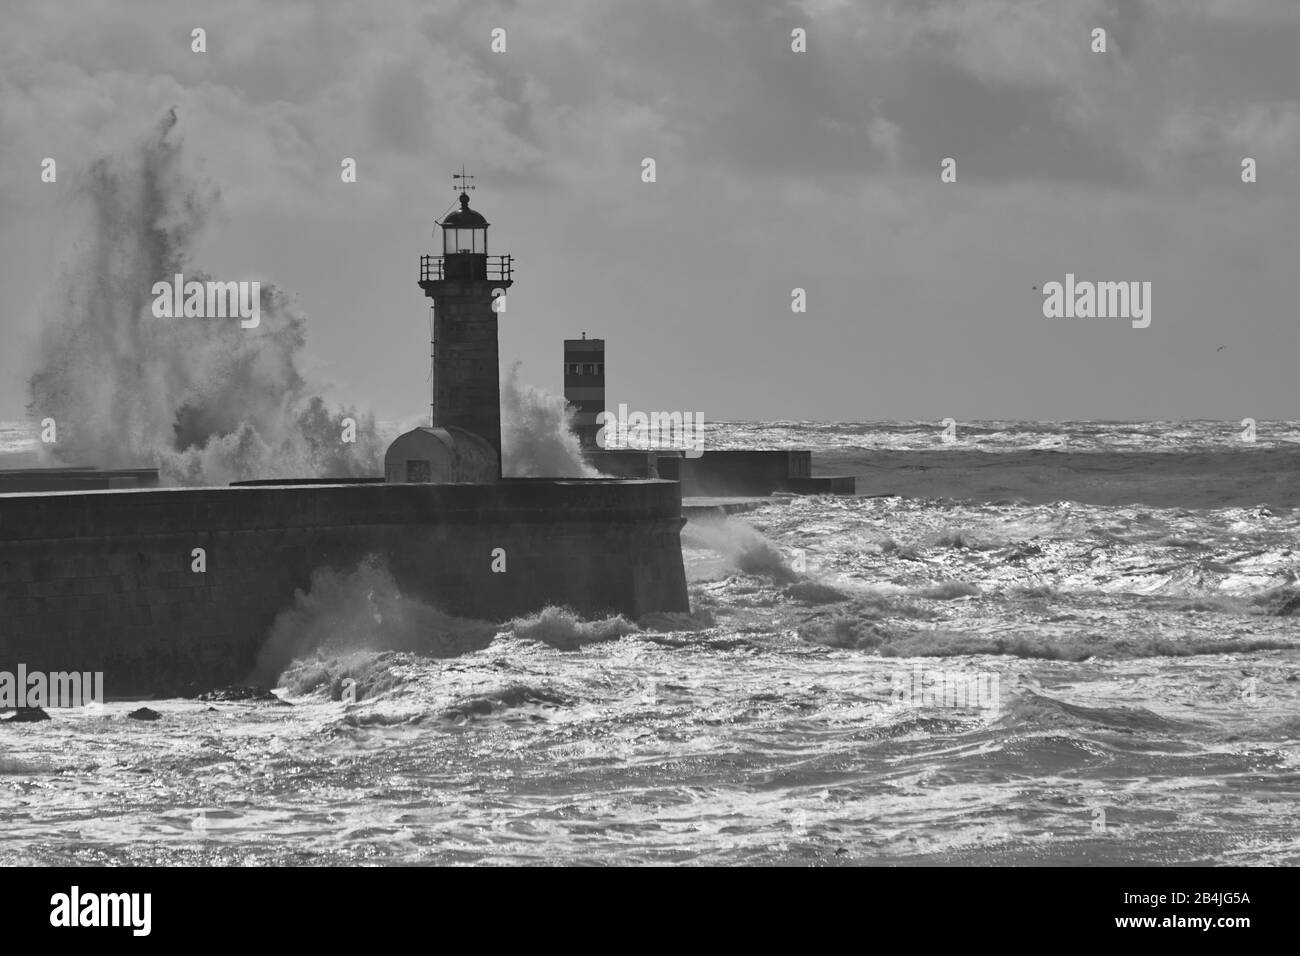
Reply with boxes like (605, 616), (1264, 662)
(658, 450), (813, 497)
(0, 480), (687, 697)
(586, 450), (855, 496)
(0, 467), (159, 493)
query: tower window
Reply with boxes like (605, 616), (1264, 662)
(584, 363), (596, 375)
(567, 363), (580, 375)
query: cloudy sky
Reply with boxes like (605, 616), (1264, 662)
(2, 0), (1298, 423)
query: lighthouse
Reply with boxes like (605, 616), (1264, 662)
(563, 333), (605, 451)
(385, 171), (513, 484)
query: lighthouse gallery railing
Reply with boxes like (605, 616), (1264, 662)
(419, 255), (514, 283)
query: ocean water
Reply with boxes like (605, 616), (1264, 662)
(711, 418), (1300, 453)
(2, 420), (1298, 865)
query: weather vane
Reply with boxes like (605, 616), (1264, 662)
(453, 165), (475, 196)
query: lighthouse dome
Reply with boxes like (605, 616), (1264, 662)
(440, 193), (488, 228)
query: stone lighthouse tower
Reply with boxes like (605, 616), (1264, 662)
(386, 171), (513, 484)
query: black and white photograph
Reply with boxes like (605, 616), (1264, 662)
(0, 0), (1294, 922)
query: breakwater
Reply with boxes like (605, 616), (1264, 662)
(0, 479), (688, 696)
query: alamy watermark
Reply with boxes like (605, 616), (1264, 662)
(1042, 273), (1151, 328)
(151, 273), (261, 328)
(596, 403), (704, 458)
(891, 665), (1000, 711)
(0, 665), (104, 708)
(49, 886), (151, 936)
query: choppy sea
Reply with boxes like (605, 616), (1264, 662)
(2, 420), (1298, 865)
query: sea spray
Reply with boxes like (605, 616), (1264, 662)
(683, 516), (798, 584)
(253, 557), (499, 687)
(508, 606), (638, 650)
(500, 362), (600, 478)
(23, 109), (385, 485)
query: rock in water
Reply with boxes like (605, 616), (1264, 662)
(127, 707), (162, 721)
(1, 707), (51, 723)
(1274, 594), (1300, 617)
(193, 686), (286, 703)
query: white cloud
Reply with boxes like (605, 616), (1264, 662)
(1159, 102), (1300, 166)
(1148, 0), (1300, 23)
